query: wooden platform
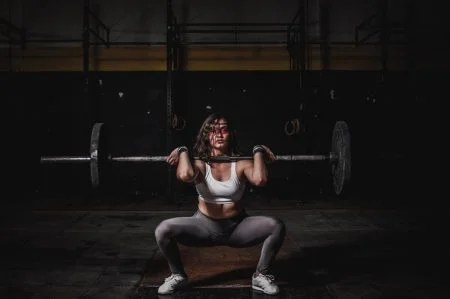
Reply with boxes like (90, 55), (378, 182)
(141, 237), (300, 288)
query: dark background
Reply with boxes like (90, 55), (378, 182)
(3, 70), (443, 202)
(1, 0), (446, 207)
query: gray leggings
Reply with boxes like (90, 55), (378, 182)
(154, 209), (286, 276)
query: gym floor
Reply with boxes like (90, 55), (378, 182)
(1, 193), (448, 299)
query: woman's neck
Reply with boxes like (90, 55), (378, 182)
(210, 149), (228, 156)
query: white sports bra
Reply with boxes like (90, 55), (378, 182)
(195, 162), (246, 204)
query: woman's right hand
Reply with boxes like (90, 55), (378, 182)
(166, 147), (181, 166)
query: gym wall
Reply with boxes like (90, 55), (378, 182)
(3, 70), (442, 200)
(1, 0), (445, 201)
(1, 0), (448, 71)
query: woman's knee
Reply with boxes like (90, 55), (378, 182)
(154, 219), (174, 241)
(270, 217), (286, 236)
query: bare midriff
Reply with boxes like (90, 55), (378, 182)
(197, 198), (244, 219)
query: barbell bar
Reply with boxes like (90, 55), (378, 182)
(40, 154), (336, 163)
(40, 155), (335, 163)
(108, 154), (336, 162)
(40, 120), (351, 195)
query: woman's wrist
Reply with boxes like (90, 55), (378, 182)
(252, 145), (265, 155)
(177, 146), (189, 155)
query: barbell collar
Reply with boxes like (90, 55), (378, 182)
(329, 152), (339, 163)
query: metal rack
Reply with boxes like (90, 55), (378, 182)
(82, 0), (111, 124)
(354, 0), (415, 74)
(1, 17), (26, 70)
(166, 1), (309, 71)
(354, 0), (417, 108)
(1, 0), (418, 202)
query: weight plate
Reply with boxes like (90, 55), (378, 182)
(90, 122), (104, 188)
(331, 120), (351, 195)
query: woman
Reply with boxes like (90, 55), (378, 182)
(155, 113), (286, 295)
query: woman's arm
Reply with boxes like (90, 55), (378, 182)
(166, 147), (202, 183)
(177, 151), (198, 182)
(243, 145), (275, 187)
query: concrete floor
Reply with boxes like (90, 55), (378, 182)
(1, 193), (448, 299)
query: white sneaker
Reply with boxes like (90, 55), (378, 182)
(157, 273), (188, 295)
(252, 272), (280, 295)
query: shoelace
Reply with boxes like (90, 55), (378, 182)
(164, 274), (183, 285)
(259, 274), (275, 282)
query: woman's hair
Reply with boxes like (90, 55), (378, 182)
(193, 113), (241, 158)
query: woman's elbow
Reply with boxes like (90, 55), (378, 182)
(177, 172), (193, 182)
(253, 177), (268, 187)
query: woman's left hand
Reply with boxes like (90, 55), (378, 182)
(261, 145), (276, 164)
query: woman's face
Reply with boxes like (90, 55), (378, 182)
(208, 118), (230, 154)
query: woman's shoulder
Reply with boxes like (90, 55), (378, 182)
(194, 159), (206, 170)
(236, 159), (253, 170)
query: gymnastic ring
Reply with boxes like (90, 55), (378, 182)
(174, 117), (186, 131)
(284, 120), (296, 136)
(294, 118), (301, 134)
(172, 114), (178, 129)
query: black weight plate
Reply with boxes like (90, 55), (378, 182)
(331, 121), (351, 195)
(90, 122), (104, 188)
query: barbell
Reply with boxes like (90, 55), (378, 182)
(40, 120), (351, 195)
